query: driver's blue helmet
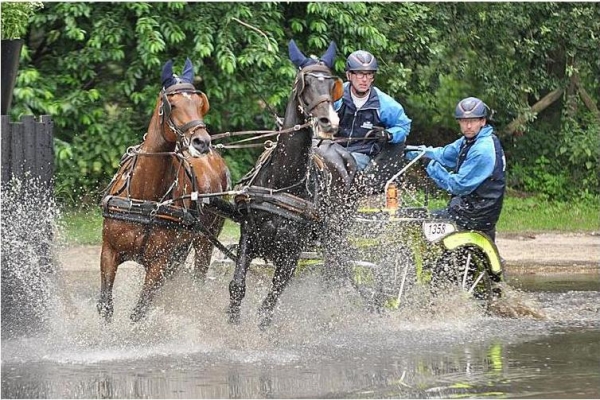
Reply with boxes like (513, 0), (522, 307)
(454, 97), (489, 119)
(346, 50), (379, 72)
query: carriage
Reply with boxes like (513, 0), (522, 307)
(98, 44), (503, 326)
(318, 147), (504, 312)
(217, 145), (505, 314)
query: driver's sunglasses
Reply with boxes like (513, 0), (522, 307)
(352, 71), (375, 79)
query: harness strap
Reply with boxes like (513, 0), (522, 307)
(236, 143), (277, 187)
(234, 186), (320, 222)
(102, 195), (238, 262)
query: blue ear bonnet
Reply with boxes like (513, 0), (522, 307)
(161, 58), (195, 89)
(288, 39), (337, 70)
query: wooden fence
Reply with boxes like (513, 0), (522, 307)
(1, 115), (54, 188)
(1, 115), (55, 337)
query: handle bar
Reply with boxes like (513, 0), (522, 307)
(384, 145), (427, 195)
(405, 145), (425, 152)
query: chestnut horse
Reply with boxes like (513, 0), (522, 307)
(98, 59), (230, 322)
(230, 40), (359, 328)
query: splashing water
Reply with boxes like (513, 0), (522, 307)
(1, 177), (60, 339)
(1, 177), (597, 369)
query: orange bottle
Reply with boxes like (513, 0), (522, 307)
(386, 182), (398, 210)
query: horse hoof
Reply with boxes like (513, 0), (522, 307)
(227, 303), (242, 324)
(130, 313), (143, 322)
(228, 313), (240, 325)
(130, 308), (147, 322)
(97, 302), (113, 323)
(258, 318), (272, 331)
(258, 308), (273, 330)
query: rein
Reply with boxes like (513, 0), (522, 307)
(210, 125), (382, 150)
(211, 122), (312, 149)
(211, 64), (342, 150)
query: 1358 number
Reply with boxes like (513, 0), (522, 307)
(423, 222), (455, 242)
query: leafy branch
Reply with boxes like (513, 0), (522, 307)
(0, 2), (43, 40)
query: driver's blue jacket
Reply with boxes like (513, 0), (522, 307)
(424, 125), (506, 232)
(334, 82), (411, 156)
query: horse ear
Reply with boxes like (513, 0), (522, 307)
(199, 92), (210, 116)
(161, 59), (174, 88)
(182, 58), (194, 84)
(288, 39), (309, 69)
(320, 41), (337, 69)
(332, 78), (344, 102)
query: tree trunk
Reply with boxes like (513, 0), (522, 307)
(504, 88), (564, 136)
(1, 39), (24, 115)
(571, 74), (600, 122)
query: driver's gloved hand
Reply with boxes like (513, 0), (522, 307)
(377, 129), (392, 144)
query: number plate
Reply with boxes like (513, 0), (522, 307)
(423, 221), (456, 242)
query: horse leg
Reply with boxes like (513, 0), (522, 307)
(258, 255), (297, 329)
(97, 243), (122, 322)
(130, 257), (167, 322)
(192, 214), (224, 282)
(163, 243), (191, 280)
(322, 222), (355, 287)
(192, 237), (213, 283)
(228, 227), (253, 324)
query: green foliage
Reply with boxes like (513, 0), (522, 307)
(6, 2), (599, 205)
(511, 156), (572, 200)
(558, 114), (600, 190)
(406, 74), (472, 145)
(507, 109), (599, 200)
(0, 2), (43, 39)
(54, 104), (141, 204)
(429, 3), (600, 128)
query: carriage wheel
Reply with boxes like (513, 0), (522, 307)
(350, 245), (415, 311)
(433, 245), (497, 308)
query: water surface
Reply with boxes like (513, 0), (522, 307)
(2, 265), (599, 399)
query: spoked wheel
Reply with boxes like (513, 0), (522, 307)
(349, 260), (381, 310)
(433, 245), (497, 309)
(350, 246), (415, 311)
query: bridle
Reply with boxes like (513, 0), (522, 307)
(159, 82), (208, 151)
(293, 64), (342, 118)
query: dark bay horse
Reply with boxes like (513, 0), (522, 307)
(98, 59), (230, 322)
(229, 40), (359, 328)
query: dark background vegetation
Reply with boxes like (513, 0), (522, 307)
(6, 2), (599, 206)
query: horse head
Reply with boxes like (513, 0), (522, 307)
(288, 40), (343, 139)
(158, 58), (212, 156)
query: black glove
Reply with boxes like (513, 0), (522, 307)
(365, 128), (391, 143)
(379, 130), (392, 143)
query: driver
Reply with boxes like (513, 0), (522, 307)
(333, 50), (412, 173)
